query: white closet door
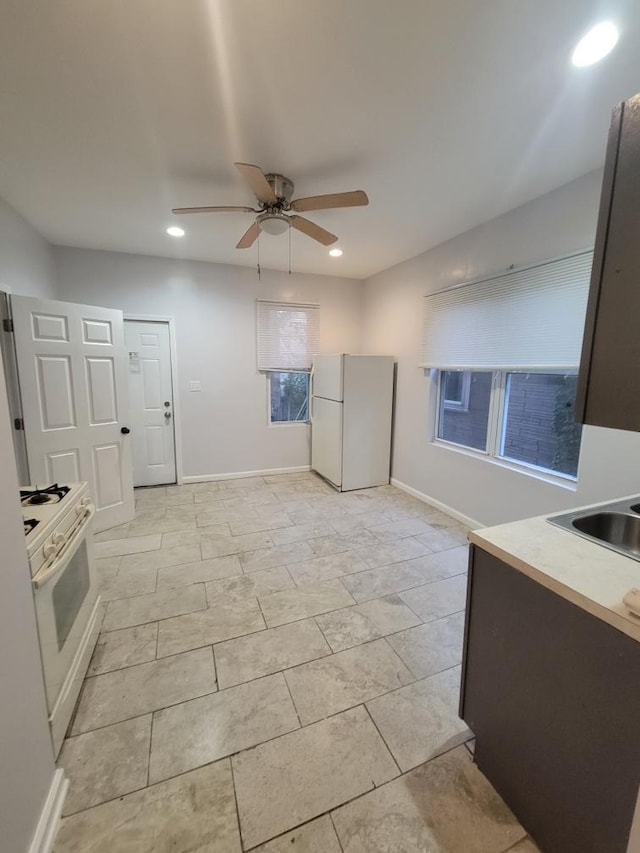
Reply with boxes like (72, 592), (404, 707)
(125, 320), (176, 487)
(11, 295), (134, 531)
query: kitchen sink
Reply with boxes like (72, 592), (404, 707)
(548, 497), (640, 561)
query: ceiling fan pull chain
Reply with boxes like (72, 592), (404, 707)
(288, 226), (292, 275)
(257, 233), (261, 281)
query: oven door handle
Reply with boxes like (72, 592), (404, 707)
(32, 504), (95, 590)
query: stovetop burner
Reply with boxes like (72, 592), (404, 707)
(20, 484), (71, 507)
(24, 517), (40, 536)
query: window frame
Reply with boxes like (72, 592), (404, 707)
(441, 370), (472, 412)
(431, 368), (581, 486)
(267, 369), (311, 428)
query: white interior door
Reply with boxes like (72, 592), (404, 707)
(11, 295), (134, 531)
(311, 396), (343, 488)
(124, 320), (176, 487)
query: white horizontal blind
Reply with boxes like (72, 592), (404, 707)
(419, 251), (593, 370)
(256, 300), (320, 372)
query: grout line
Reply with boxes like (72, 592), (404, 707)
(362, 702), (402, 778)
(329, 812), (346, 852)
(228, 755), (245, 851)
(281, 670), (302, 728)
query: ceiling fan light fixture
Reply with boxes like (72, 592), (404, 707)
(166, 226), (185, 237)
(329, 248), (343, 257)
(257, 212), (290, 236)
(571, 21), (619, 67)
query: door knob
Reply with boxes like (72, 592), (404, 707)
(120, 426), (130, 434)
(164, 412), (172, 420)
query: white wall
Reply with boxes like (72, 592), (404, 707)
(362, 169), (640, 526)
(53, 247), (363, 481)
(0, 344), (57, 852)
(0, 195), (57, 298)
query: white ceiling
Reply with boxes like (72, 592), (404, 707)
(1, 1), (639, 280)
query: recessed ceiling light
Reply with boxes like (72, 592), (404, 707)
(329, 248), (343, 257)
(166, 226), (185, 237)
(571, 22), (619, 67)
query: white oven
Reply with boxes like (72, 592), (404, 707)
(23, 482), (101, 755)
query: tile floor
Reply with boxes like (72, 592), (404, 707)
(54, 472), (540, 852)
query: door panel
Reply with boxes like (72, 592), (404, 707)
(311, 396), (343, 488)
(11, 295), (134, 531)
(125, 320), (176, 487)
(312, 354), (344, 402)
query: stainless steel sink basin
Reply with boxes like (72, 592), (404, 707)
(548, 497), (640, 561)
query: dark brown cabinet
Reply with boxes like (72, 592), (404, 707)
(460, 545), (640, 853)
(576, 93), (640, 431)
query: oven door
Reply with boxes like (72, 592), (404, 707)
(32, 505), (99, 715)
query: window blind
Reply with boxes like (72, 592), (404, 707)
(256, 300), (320, 372)
(419, 251), (593, 370)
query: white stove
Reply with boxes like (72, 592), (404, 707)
(21, 481), (101, 756)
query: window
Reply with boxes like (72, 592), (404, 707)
(441, 370), (472, 411)
(269, 372), (309, 423)
(434, 369), (583, 479)
(256, 300), (318, 426)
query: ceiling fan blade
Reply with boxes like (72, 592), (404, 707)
(290, 190), (368, 213)
(236, 221), (260, 249)
(172, 205), (257, 214)
(234, 162), (277, 204)
(290, 215), (338, 246)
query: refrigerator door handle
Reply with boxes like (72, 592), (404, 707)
(309, 366), (315, 423)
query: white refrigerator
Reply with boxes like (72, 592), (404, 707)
(311, 354), (394, 491)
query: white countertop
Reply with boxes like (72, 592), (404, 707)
(469, 500), (640, 643)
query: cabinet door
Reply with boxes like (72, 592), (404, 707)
(461, 546), (640, 853)
(576, 94), (640, 430)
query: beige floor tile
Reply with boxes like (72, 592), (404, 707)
(72, 647), (216, 734)
(156, 596), (265, 657)
(340, 561), (429, 602)
(102, 583), (206, 632)
(366, 666), (470, 771)
(415, 526), (469, 552)
(149, 673), (299, 783)
(160, 524), (229, 547)
(94, 557), (121, 586)
(387, 611), (465, 678)
(127, 516), (197, 537)
(94, 534), (162, 559)
(156, 554), (241, 589)
(287, 550), (369, 584)
(119, 543), (202, 572)
(224, 490), (279, 508)
(399, 574), (468, 623)
(205, 565), (294, 604)
(354, 538), (432, 569)
(240, 541), (314, 573)
(326, 511), (391, 534)
(252, 815), (342, 853)
(332, 746), (526, 853)
(201, 530), (274, 558)
(196, 505), (258, 525)
(270, 520), (334, 545)
(59, 716), (151, 814)
(94, 523), (131, 542)
(99, 566), (157, 602)
(53, 760), (241, 853)
(401, 545), (469, 584)
(368, 517), (436, 542)
(285, 638), (414, 725)
(88, 623), (158, 676)
(215, 619), (331, 689)
(229, 516), (294, 536)
(307, 529), (379, 556)
(315, 594), (422, 652)
(232, 706), (398, 849)
(259, 579), (355, 627)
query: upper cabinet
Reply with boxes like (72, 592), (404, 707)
(576, 93), (640, 431)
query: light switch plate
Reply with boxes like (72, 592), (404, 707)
(189, 380), (201, 392)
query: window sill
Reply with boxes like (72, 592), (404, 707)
(431, 439), (577, 492)
(268, 420), (310, 429)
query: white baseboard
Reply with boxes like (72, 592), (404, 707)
(390, 477), (482, 529)
(28, 769), (68, 853)
(182, 465), (311, 484)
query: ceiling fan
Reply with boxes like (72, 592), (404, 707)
(172, 162), (369, 249)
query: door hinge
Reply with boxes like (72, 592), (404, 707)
(2, 318), (14, 332)
(14, 417), (24, 431)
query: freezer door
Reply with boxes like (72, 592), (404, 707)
(312, 354), (343, 402)
(311, 396), (343, 488)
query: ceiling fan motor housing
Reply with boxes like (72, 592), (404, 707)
(264, 173), (294, 205)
